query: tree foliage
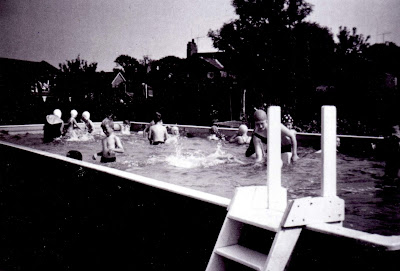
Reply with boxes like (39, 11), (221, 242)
(208, 0), (315, 105)
(114, 55), (140, 73)
(59, 55), (97, 73)
(336, 26), (370, 57)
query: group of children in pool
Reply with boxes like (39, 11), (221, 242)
(45, 108), (399, 179)
(45, 108), (300, 166)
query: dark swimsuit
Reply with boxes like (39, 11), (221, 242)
(100, 156), (116, 163)
(152, 141), (165, 145)
(245, 133), (292, 157)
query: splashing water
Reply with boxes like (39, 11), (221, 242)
(64, 130), (95, 142)
(164, 141), (238, 168)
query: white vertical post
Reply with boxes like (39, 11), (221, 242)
(267, 106), (287, 211)
(321, 106), (337, 197)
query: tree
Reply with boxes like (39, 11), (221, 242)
(208, 0), (313, 107)
(59, 55), (97, 73)
(333, 26), (371, 120)
(114, 55), (140, 74)
(336, 26), (370, 57)
(55, 55), (98, 104)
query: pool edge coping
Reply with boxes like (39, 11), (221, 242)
(0, 140), (231, 208)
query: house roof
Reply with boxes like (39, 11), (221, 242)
(111, 72), (126, 86)
(0, 57), (59, 75)
(200, 57), (224, 70)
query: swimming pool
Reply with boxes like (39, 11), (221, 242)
(1, 130), (398, 236)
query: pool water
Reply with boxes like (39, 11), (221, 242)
(1, 131), (399, 236)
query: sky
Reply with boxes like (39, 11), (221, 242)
(1, 0), (399, 72)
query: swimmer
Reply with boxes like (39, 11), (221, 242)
(64, 109), (81, 136)
(314, 137), (341, 154)
(246, 109), (299, 164)
(81, 111), (94, 134)
(148, 112), (168, 145)
(229, 124), (251, 144)
(281, 114), (297, 163)
(143, 112), (162, 137)
(208, 125), (225, 141)
(101, 113), (115, 131)
(93, 119), (124, 163)
(43, 109), (64, 143)
(383, 123), (400, 179)
(121, 120), (131, 135)
(166, 125), (180, 144)
(282, 114), (294, 130)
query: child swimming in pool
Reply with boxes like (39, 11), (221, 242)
(208, 125), (226, 141)
(121, 120), (131, 135)
(229, 124), (251, 144)
(93, 119), (124, 163)
(246, 109), (299, 165)
(165, 125), (180, 144)
(148, 112), (168, 145)
(64, 109), (81, 136)
(43, 109), (64, 143)
(81, 111), (94, 134)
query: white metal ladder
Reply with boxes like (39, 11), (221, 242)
(206, 106), (344, 271)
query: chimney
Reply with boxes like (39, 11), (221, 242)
(187, 39), (198, 58)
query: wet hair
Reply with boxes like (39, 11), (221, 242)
(101, 119), (114, 131)
(154, 112), (162, 123)
(66, 150), (82, 160)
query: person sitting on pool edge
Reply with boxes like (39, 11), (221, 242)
(229, 124), (251, 144)
(246, 109), (299, 165)
(43, 109), (64, 143)
(93, 119), (124, 163)
(148, 112), (168, 145)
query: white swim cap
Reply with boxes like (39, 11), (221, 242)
(70, 109), (78, 117)
(82, 111), (90, 120)
(238, 124), (248, 134)
(53, 109), (62, 118)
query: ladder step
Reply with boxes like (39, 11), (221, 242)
(228, 208), (284, 232)
(215, 244), (268, 270)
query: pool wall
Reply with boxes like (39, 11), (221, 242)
(1, 141), (400, 271)
(0, 121), (383, 152)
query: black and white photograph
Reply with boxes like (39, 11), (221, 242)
(1, 0), (399, 270)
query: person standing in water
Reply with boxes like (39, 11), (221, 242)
(382, 123), (400, 179)
(148, 112), (168, 145)
(43, 109), (64, 143)
(246, 109), (299, 164)
(93, 119), (124, 163)
(81, 111), (94, 134)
